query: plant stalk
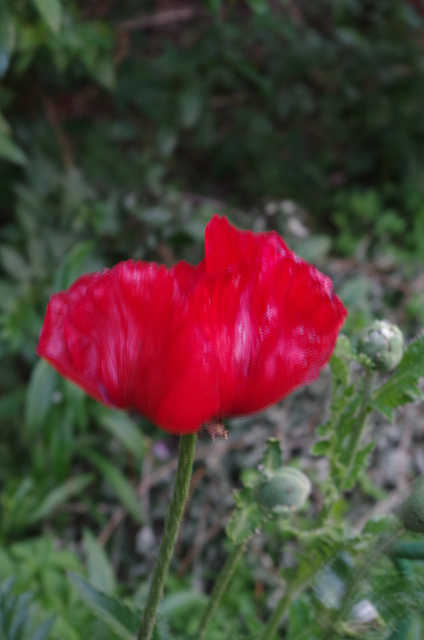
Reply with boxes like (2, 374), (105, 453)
(197, 542), (246, 640)
(259, 563), (318, 640)
(341, 368), (375, 490)
(137, 432), (197, 640)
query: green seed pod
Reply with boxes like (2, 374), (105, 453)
(256, 467), (311, 512)
(398, 478), (424, 534)
(358, 320), (404, 372)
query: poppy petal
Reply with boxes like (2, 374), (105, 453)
(37, 215), (347, 435)
(37, 260), (219, 434)
(200, 217), (347, 416)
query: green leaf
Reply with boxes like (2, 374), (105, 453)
(0, 245), (31, 280)
(53, 241), (96, 291)
(0, 111), (11, 136)
(226, 503), (264, 544)
(32, 0), (61, 33)
(316, 420), (331, 438)
(25, 360), (58, 435)
(0, 577), (55, 640)
(83, 530), (116, 595)
(178, 89), (202, 128)
(261, 437), (283, 472)
(343, 441), (374, 490)
(288, 596), (317, 638)
(0, 132), (27, 165)
(68, 572), (140, 640)
(97, 411), (145, 460)
(334, 334), (373, 368)
(311, 440), (331, 456)
(81, 449), (142, 523)
(330, 352), (349, 389)
(373, 334), (424, 420)
(32, 618), (55, 640)
(160, 589), (207, 617)
(29, 474), (94, 524)
(334, 334), (356, 360)
(362, 516), (398, 537)
(335, 394), (362, 450)
(247, 0), (269, 13)
(0, 4), (15, 65)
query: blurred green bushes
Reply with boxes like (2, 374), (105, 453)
(3, 0), (424, 258)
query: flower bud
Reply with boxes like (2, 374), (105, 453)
(358, 320), (404, 371)
(398, 478), (424, 534)
(256, 467), (311, 512)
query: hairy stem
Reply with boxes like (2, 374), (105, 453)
(259, 563), (318, 640)
(137, 432), (197, 640)
(197, 542), (246, 640)
(341, 368), (375, 490)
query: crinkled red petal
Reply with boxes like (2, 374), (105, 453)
(37, 216), (347, 434)
(37, 260), (219, 434)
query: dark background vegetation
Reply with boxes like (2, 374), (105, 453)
(1, 0), (424, 638)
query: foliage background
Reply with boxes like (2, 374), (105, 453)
(1, 0), (424, 638)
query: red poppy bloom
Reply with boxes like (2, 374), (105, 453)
(37, 216), (347, 434)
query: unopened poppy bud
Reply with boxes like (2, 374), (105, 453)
(358, 320), (404, 372)
(398, 478), (424, 534)
(256, 467), (311, 512)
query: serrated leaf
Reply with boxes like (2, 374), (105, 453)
(373, 334), (424, 420)
(29, 474), (94, 523)
(80, 449), (142, 523)
(334, 334), (355, 360)
(362, 516), (398, 537)
(334, 334), (373, 368)
(226, 504), (264, 544)
(336, 394), (362, 447)
(233, 486), (255, 509)
(343, 441), (374, 490)
(330, 352), (350, 388)
(261, 437), (283, 472)
(32, 0), (61, 33)
(240, 469), (261, 489)
(68, 572), (139, 640)
(97, 411), (145, 460)
(83, 530), (116, 595)
(311, 440), (331, 456)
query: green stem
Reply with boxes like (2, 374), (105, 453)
(341, 368), (375, 491)
(259, 589), (292, 640)
(259, 563), (318, 640)
(137, 432), (197, 640)
(197, 543), (246, 640)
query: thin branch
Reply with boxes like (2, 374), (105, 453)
(119, 8), (196, 33)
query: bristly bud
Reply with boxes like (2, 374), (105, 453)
(358, 320), (404, 372)
(398, 477), (424, 533)
(256, 467), (311, 513)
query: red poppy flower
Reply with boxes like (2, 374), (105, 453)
(37, 215), (347, 434)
